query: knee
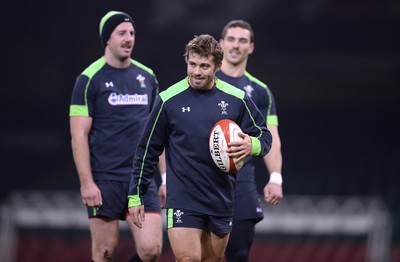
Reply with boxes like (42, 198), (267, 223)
(92, 243), (118, 261)
(137, 242), (162, 261)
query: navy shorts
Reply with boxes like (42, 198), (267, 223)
(87, 179), (160, 220)
(233, 181), (264, 222)
(167, 208), (233, 234)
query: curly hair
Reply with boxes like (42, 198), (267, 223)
(183, 34), (224, 66)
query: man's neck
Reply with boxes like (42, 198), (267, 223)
(220, 60), (247, 78)
(104, 50), (131, 69)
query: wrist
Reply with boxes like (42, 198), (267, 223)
(161, 173), (166, 185)
(128, 195), (142, 208)
(250, 136), (261, 156)
(269, 172), (283, 186)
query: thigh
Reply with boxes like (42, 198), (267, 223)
(201, 230), (230, 262)
(202, 215), (233, 261)
(89, 217), (119, 249)
(168, 227), (203, 261)
(127, 212), (163, 251)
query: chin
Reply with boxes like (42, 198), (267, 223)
(120, 55), (131, 61)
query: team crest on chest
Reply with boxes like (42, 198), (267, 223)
(243, 85), (254, 97)
(136, 74), (146, 88)
(218, 101), (229, 115)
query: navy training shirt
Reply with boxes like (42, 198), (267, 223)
(216, 70), (278, 183)
(70, 57), (159, 181)
(129, 77), (272, 216)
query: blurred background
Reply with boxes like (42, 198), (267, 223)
(0, 0), (399, 261)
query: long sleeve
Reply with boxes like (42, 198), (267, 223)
(240, 94), (272, 157)
(128, 97), (166, 206)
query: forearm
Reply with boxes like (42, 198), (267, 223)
(128, 144), (162, 200)
(263, 145), (282, 174)
(71, 134), (94, 186)
(263, 125), (282, 173)
(158, 152), (166, 174)
(262, 125), (283, 189)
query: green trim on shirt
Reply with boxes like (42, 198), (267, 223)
(128, 195), (142, 208)
(215, 78), (245, 99)
(160, 78), (190, 101)
(267, 115), (279, 126)
(250, 136), (261, 156)
(245, 71), (279, 126)
(69, 105), (89, 116)
(131, 59), (155, 76)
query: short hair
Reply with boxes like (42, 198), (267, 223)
(220, 20), (255, 43)
(183, 34), (224, 66)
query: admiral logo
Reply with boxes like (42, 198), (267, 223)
(108, 92), (148, 105)
(211, 130), (227, 172)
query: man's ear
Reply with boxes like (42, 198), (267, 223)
(215, 63), (222, 72)
(248, 42), (255, 55)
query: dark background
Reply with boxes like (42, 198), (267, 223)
(1, 0), (399, 252)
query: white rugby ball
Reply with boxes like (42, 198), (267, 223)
(209, 119), (245, 174)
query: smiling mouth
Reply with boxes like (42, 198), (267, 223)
(229, 50), (240, 56)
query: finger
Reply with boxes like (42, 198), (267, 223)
(140, 207), (145, 221)
(97, 191), (103, 206)
(237, 131), (247, 139)
(131, 213), (142, 229)
(264, 193), (271, 203)
(234, 153), (247, 162)
(136, 210), (145, 228)
(135, 218), (142, 229)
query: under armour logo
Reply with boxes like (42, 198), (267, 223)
(105, 82), (114, 88)
(182, 107), (191, 112)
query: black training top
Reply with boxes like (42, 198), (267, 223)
(70, 57), (159, 181)
(128, 77), (272, 216)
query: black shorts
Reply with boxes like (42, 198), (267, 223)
(167, 208), (233, 234)
(87, 179), (160, 220)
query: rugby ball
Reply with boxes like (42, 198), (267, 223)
(209, 119), (245, 174)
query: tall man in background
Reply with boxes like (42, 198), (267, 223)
(217, 20), (284, 261)
(69, 11), (164, 262)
